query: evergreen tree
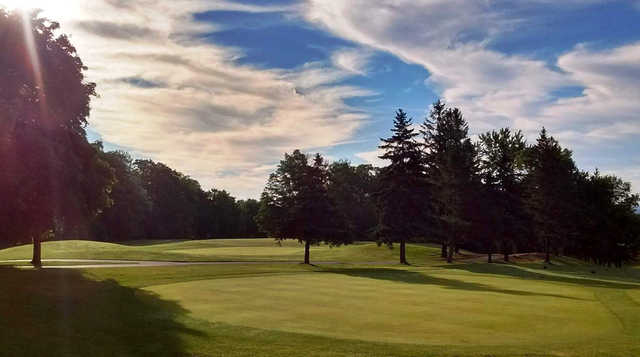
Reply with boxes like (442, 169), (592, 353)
(422, 101), (478, 263)
(375, 109), (426, 264)
(478, 128), (527, 262)
(523, 128), (578, 263)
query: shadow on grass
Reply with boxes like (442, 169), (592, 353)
(0, 267), (203, 356)
(323, 267), (588, 300)
(442, 263), (640, 290)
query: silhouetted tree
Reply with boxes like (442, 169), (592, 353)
(257, 151), (347, 264)
(422, 101), (478, 263)
(571, 171), (640, 266)
(237, 199), (263, 237)
(375, 109), (426, 264)
(91, 146), (150, 241)
(133, 160), (199, 239)
(328, 161), (378, 241)
(478, 128), (527, 262)
(0, 10), (114, 265)
(523, 128), (578, 263)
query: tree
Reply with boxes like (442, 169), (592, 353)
(523, 128), (578, 263)
(571, 171), (640, 266)
(236, 199), (263, 237)
(478, 128), (527, 262)
(328, 161), (378, 241)
(375, 109), (426, 264)
(257, 150), (347, 264)
(91, 146), (150, 241)
(0, 10), (114, 266)
(422, 101), (478, 263)
(207, 189), (239, 237)
(133, 160), (199, 239)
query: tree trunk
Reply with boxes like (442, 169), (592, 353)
(400, 240), (408, 265)
(544, 237), (550, 263)
(31, 235), (42, 267)
(441, 241), (447, 258)
(488, 253), (492, 263)
(304, 240), (310, 264)
(447, 244), (454, 263)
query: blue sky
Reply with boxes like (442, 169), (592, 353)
(8, 0), (639, 198)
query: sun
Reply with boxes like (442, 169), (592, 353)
(0, 0), (78, 20)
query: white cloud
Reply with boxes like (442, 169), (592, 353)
(302, 0), (640, 191)
(331, 47), (373, 75)
(36, 0), (371, 198)
(355, 148), (388, 167)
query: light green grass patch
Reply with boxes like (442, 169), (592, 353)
(147, 266), (620, 346)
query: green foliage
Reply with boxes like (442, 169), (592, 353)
(257, 151), (348, 263)
(422, 101), (478, 262)
(0, 10), (114, 263)
(375, 110), (426, 264)
(570, 171), (640, 265)
(328, 161), (378, 241)
(523, 128), (579, 262)
(477, 128), (528, 261)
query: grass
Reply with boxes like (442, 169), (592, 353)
(1, 239), (639, 356)
(0, 238), (442, 264)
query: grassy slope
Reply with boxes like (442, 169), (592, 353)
(0, 239), (442, 264)
(1, 240), (639, 356)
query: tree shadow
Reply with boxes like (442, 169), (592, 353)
(323, 267), (589, 300)
(0, 267), (203, 356)
(441, 263), (640, 290)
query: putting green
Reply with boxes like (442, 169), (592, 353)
(146, 267), (623, 346)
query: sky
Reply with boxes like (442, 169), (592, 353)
(3, 0), (640, 198)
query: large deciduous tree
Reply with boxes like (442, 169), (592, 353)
(91, 146), (150, 241)
(328, 161), (378, 241)
(257, 150), (347, 264)
(0, 10), (114, 265)
(375, 109), (426, 265)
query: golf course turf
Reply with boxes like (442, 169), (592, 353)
(1, 239), (639, 356)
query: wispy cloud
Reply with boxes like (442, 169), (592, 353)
(41, 0), (371, 198)
(302, 0), (640, 191)
(331, 47), (373, 75)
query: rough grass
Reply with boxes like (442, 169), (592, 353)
(1, 240), (640, 356)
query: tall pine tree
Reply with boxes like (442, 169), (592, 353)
(375, 109), (426, 265)
(523, 128), (577, 263)
(422, 101), (478, 263)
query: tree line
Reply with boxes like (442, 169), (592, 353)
(258, 103), (640, 267)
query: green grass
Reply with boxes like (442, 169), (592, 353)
(0, 239), (442, 264)
(1, 240), (639, 356)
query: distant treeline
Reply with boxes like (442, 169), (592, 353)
(88, 146), (264, 241)
(257, 102), (640, 266)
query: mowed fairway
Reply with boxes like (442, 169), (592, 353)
(1, 239), (640, 356)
